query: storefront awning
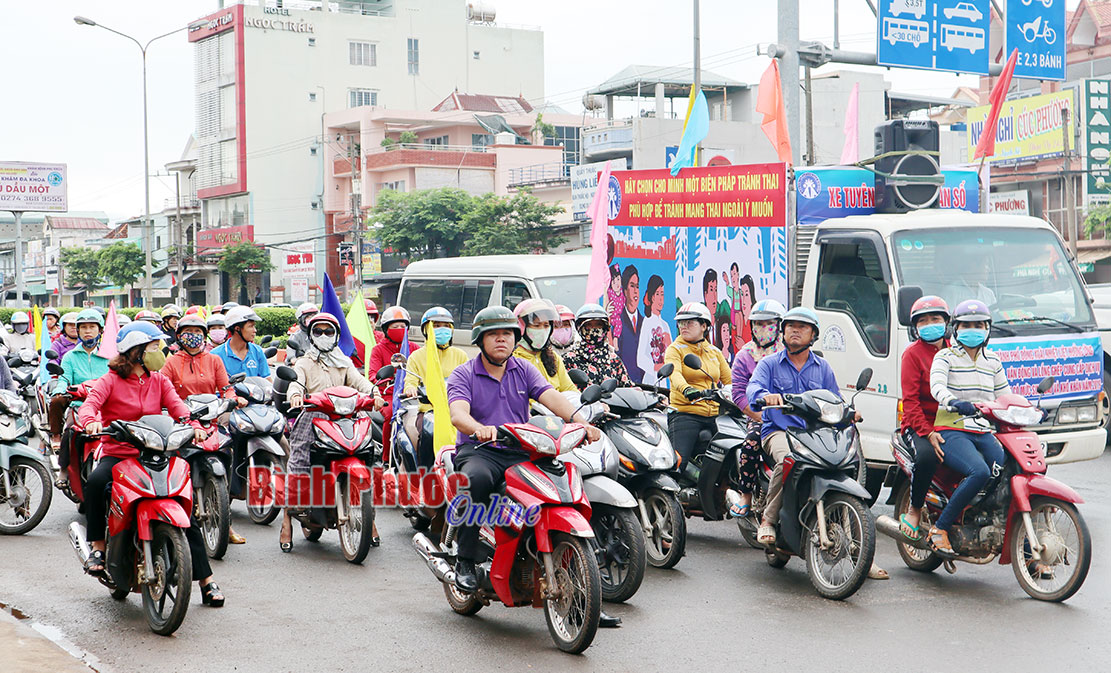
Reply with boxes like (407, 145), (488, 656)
(1077, 248), (1111, 264)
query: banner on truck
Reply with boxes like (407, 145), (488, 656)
(991, 332), (1103, 401)
(795, 166), (980, 225)
(604, 164), (789, 383)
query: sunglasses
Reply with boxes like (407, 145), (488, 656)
(311, 327), (337, 337)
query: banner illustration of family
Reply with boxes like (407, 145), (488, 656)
(597, 164), (790, 384)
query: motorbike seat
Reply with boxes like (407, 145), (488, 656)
(441, 447), (457, 475)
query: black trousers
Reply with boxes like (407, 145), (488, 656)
(668, 412), (718, 464)
(85, 455), (212, 581)
(452, 444), (529, 561)
(905, 429), (941, 509)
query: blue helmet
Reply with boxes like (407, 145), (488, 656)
(117, 321), (171, 354)
(574, 303), (609, 330)
(420, 306), (455, 328)
(749, 299), (786, 323)
(781, 306), (820, 340)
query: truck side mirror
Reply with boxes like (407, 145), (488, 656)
(1037, 376), (1055, 394)
(896, 285), (923, 327)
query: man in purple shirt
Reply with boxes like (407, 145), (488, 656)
(446, 306), (600, 593)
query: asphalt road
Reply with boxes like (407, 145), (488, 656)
(3, 452), (1110, 673)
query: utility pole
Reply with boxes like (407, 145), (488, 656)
(779, 0), (801, 166)
(1062, 107), (1078, 258)
(13, 211), (25, 307)
(174, 170), (184, 304)
(693, 0), (701, 166)
(804, 66), (814, 164)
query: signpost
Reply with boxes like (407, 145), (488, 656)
(1006, 0), (1066, 81)
(1, 161), (68, 308)
(1083, 79), (1111, 206)
(876, 0), (990, 75)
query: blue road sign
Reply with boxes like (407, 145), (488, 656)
(877, 0), (990, 75)
(1006, 0), (1066, 81)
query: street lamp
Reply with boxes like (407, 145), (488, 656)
(74, 16), (200, 307)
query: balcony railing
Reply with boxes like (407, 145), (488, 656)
(507, 162), (573, 188)
(361, 143), (496, 171)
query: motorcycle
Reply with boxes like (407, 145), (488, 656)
(68, 415), (196, 635)
(377, 365), (438, 532)
(223, 368), (286, 527)
(411, 383), (605, 654)
(0, 388), (53, 534)
(8, 348), (47, 445)
(275, 365), (380, 563)
(747, 366), (877, 600)
(876, 376), (1092, 602)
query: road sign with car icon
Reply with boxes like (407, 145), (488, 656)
(878, 0), (990, 74)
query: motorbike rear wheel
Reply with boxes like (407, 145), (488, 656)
(246, 455), (280, 526)
(141, 523), (192, 636)
(892, 481), (942, 573)
(200, 476), (231, 560)
(544, 532), (601, 654)
(593, 505), (646, 603)
(0, 457), (52, 535)
(338, 473), (375, 564)
(803, 493), (875, 601)
(1010, 497), (1091, 602)
(643, 488), (685, 569)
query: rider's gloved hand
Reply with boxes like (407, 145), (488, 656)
(683, 387), (707, 402)
(952, 400), (978, 417)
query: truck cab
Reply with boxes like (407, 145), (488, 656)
(798, 210), (1105, 497)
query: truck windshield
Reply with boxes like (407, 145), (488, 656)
(892, 227), (1094, 326)
(535, 275), (588, 309)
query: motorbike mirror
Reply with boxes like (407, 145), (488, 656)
(1037, 376), (1055, 394)
(46, 362), (64, 376)
(657, 362), (674, 379)
(601, 378), (619, 394)
(263, 347), (278, 358)
(567, 368), (589, 388)
(580, 384), (603, 405)
(229, 372), (247, 384)
(855, 368), (873, 391)
(259, 335), (274, 346)
(45, 349), (59, 361)
(376, 364), (396, 381)
(896, 285), (924, 327)
(275, 366), (297, 382)
(682, 353), (703, 370)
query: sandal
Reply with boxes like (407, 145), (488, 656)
(84, 549), (106, 575)
(757, 524), (776, 546)
(928, 527), (957, 557)
(899, 514), (924, 542)
(229, 530), (246, 544)
(200, 581), (225, 607)
(279, 520), (293, 553)
(868, 563), (890, 580)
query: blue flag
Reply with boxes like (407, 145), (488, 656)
(320, 273), (357, 357)
(669, 89), (709, 176)
(391, 329), (411, 419)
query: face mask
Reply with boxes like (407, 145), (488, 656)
(581, 326), (607, 344)
(956, 328), (988, 348)
(917, 323), (946, 343)
(13, 324), (28, 334)
(525, 326), (552, 350)
(179, 332), (205, 351)
(550, 327), (574, 348)
(434, 326), (453, 347)
(386, 325), (407, 344)
(144, 347), (167, 372)
(209, 329), (227, 344)
(752, 322), (779, 347)
(80, 336), (101, 349)
(311, 332), (338, 353)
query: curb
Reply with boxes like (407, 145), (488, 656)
(0, 608), (100, 673)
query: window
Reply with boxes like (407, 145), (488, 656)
(407, 38), (419, 75)
(473, 50), (480, 60)
(308, 37), (316, 47)
(472, 133), (494, 149)
(815, 239), (890, 355)
(349, 41), (376, 66)
(535, 276), (588, 309)
(348, 88), (378, 108)
(400, 278), (494, 329)
(423, 135), (449, 146)
(308, 92), (317, 102)
(378, 180), (405, 192)
(501, 281), (531, 309)
(219, 139), (238, 182)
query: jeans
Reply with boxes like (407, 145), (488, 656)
(906, 429), (941, 509)
(934, 430), (1005, 531)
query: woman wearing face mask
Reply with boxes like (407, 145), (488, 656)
(50, 309), (109, 470)
(77, 322), (225, 607)
(402, 307), (468, 466)
(512, 299), (576, 392)
(206, 314), (228, 351)
(927, 299), (1010, 555)
(51, 313), (81, 364)
(281, 312), (385, 552)
(562, 303), (632, 388)
(367, 306), (420, 450)
(549, 304), (577, 354)
(636, 274), (673, 384)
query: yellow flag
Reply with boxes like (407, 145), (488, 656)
(424, 323), (455, 455)
(32, 305), (43, 346)
(346, 290), (377, 378)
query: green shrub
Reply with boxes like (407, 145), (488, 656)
(253, 308), (296, 338)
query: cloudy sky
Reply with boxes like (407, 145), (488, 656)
(5, 0), (1057, 222)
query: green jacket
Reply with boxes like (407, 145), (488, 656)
(59, 346), (109, 406)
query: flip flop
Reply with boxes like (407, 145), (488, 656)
(899, 514), (924, 542)
(928, 527), (957, 557)
(728, 502), (751, 518)
(868, 563), (890, 580)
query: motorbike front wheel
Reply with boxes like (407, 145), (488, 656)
(1010, 497), (1091, 602)
(200, 475), (231, 559)
(593, 505), (647, 603)
(643, 488), (686, 569)
(141, 523), (192, 636)
(246, 455), (280, 526)
(803, 493), (875, 601)
(0, 457), (52, 535)
(544, 532), (602, 654)
(338, 473), (375, 564)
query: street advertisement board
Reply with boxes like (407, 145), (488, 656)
(877, 0), (991, 75)
(795, 166), (979, 225)
(1083, 79), (1111, 206)
(989, 189), (1030, 214)
(1006, 0), (1066, 81)
(282, 241), (316, 277)
(966, 89), (1075, 164)
(605, 164), (789, 382)
(0, 162), (68, 212)
(571, 159), (627, 222)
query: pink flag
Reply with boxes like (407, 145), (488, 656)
(584, 161), (614, 305)
(98, 301), (120, 360)
(839, 83), (860, 165)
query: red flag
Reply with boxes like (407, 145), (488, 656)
(756, 59), (793, 164)
(974, 49), (1018, 161)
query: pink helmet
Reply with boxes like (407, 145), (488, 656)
(513, 298), (558, 332)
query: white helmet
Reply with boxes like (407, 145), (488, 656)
(296, 302), (319, 327)
(10, 311), (29, 325)
(225, 306), (260, 332)
(674, 302), (712, 326)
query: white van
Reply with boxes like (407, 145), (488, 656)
(396, 254), (590, 349)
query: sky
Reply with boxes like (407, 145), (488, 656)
(2, 0), (1076, 222)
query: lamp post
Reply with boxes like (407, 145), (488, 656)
(74, 15), (198, 307)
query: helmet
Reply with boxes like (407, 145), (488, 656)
(116, 321), (170, 354)
(10, 311), (29, 325)
(160, 305), (183, 319)
(206, 314), (225, 329)
(222, 301), (240, 313)
(513, 298), (557, 328)
(364, 299), (379, 319)
(471, 305), (521, 345)
(781, 306), (821, 340)
(176, 315), (207, 334)
(184, 305), (203, 317)
(135, 310), (160, 323)
(44, 307), (60, 319)
(307, 312), (341, 330)
(574, 303), (609, 331)
(379, 306), (411, 329)
(225, 306), (260, 331)
(554, 304), (575, 324)
(75, 309), (104, 328)
(952, 299), (991, 323)
(117, 314), (132, 326)
(295, 303), (319, 325)
(749, 299), (786, 323)
(61, 312), (80, 326)
(675, 302), (712, 326)
(420, 306), (455, 328)
(908, 295), (951, 340)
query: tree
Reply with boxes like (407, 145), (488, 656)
(217, 241), (274, 304)
(531, 112), (556, 145)
(398, 130), (418, 145)
(461, 189), (564, 256)
(97, 242), (145, 307)
(1084, 203), (1111, 237)
(370, 188), (474, 257)
(60, 247), (101, 294)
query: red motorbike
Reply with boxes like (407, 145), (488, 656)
(54, 381), (100, 507)
(182, 392), (239, 559)
(411, 387), (604, 654)
(69, 414), (197, 635)
(274, 366), (380, 564)
(878, 377), (1092, 602)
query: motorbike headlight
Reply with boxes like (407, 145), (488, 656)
(329, 394), (357, 416)
(996, 405), (1045, 427)
(558, 427), (587, 454)
(268, 414), (287, 434)
(651, 448), (675, 469)
(231, 411), (256, 433)
(817, 399), (845, 425)
(167, 427), (194, 451)
(128, 425), (165, 452)
(513, 428), (558, 456)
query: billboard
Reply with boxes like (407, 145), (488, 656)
(966, 89), (1075, 164)
(604, 164), (789, 381)
(795, 166), (979, 225)
(989, 189), (1030, 214)
(282, 241), (316, 277)
(196, 224), (254, 252)
(571, 158), (627, 222)
(0, 162), (68, 212)
(1083, 79), (1111, 206)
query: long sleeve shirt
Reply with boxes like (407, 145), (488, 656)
(404, 345), (469, 412)
(163, 350), (233, 400)
(368, 339), (420, 400)
(50, 335), (78, 363)
(747, 349), (840, 439)
(60, 346), (110, 392)
(513, 346), (576, 393)
(900, 339), (947, 436)
(291, 356), (379, 397)
(930, 344), (1011, 432)
(664, 337), (732, 417)
(77, 371), (193, 459)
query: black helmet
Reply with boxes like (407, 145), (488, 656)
(470, 306), (521, 345)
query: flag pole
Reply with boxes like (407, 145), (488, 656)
(693, 0), (701, 167)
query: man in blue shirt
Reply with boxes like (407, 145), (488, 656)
(213, 306), (271, 380)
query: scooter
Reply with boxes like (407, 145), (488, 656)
(411, 383), (604, 654)
(0, 388), (53, 535)
(876, 376), (1092, 602)
(69, 414), (196, 636)
(378, 365), (439, 532)
(42, 362), (99, 507)
(224, 369), (286, 526)
(8, 349), (46, 445)
(748, 367), (877, 601)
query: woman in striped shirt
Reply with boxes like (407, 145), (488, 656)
(928, 299), (1010, 555)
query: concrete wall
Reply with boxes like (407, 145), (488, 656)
(413, 166), (494, 193)
(808, 71), (889, 166)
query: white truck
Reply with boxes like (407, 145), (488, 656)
(795, 209), (1106, 499)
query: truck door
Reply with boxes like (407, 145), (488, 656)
(806, 230), (899, 466)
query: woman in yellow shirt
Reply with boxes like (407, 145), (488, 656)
(403, 307), (469, 465)
(512, 298), (577, 392)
